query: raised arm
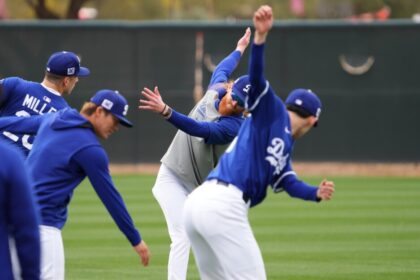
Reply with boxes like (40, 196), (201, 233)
(209, 27), (251, 86)
(247, 5), (274, 107)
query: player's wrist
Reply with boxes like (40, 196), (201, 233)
(161, 105), (173, 119)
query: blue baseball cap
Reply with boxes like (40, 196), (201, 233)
(46, 51), (90, 77)
(231, 75), (251, 108)
(90, 90), (133, 127)
(285, 89), (322, 125)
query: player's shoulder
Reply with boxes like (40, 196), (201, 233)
(1, 76), (37, 91)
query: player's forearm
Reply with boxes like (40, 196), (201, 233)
(75, 148), (143, 246)
(283, 177), (319, 202)
(166, 109), (211, 139)
(209, 50), (242, 85)
(248, 43), (266, 95)
(0, 115), (43, 134)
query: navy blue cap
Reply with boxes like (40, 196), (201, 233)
(90, 90), (133, 127)
(46, 51), (90, 77)
(285, 89), (322, 119)
(231, 75), (251, 107)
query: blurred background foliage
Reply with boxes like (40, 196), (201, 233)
(2, 0), (420, 20)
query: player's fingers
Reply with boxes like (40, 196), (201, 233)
(154, 86), (161, 97)
(142, 256), (149, 266)
(141, 251), (150, 266)
(143, 87), (156, 96)
(141, 90), (157, 101)
(138, 105), (153, 110)
(139, 99), (157, 107)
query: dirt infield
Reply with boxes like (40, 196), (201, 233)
(110, 162), (420, 177)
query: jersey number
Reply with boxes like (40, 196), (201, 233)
(3, 110), (33, 150)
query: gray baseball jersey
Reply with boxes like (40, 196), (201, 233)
(161, 89), (229, 190)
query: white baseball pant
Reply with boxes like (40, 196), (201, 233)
(152, 164), (195, 280)
(40, 225), (64, 280)
(9, 237), (22, 280)
(183, 180), (267, 280)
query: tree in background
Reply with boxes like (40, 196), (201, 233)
(4, 0), (420, 20)
(23, 0), (89, 19)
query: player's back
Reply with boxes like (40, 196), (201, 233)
(0, 77), (69, 155)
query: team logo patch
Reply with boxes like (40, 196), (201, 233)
(295, 99), (303, 106)
(265, 138), (289, 175)
(101, 99), (114, 110)
(67, 67), (75, 75)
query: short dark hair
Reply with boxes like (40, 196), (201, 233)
(45, 71), (65, 83)
(286, 104), (311, 118)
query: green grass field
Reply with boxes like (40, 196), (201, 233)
(63, 175), (420, 279)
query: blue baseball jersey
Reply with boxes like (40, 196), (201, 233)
(0, 77), (69, 155)
(207, 43), (318, 207)
(0, 109), (142, 246)
(0, 139), (40, 280)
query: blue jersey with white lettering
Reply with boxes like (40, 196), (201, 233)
(207, 43), (318, 207)
(0, 77), (69, 155)
(0, 109), (142, 246)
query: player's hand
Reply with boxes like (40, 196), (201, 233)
(253, 5), (273, 44)
(138, 86), (166, 114)
(316, 179), (335, 201)
(133, 240), (150, 267)
(236, 27), (251, 54)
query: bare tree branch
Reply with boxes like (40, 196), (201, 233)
(25, 0), (60, 19)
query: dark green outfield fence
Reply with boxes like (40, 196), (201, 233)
(0, 20), (419, 163)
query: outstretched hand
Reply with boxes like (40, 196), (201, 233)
(133, 240), (150, 267)
(236, 27), (251, 54)
(317, 179), (335, 201)
(253, 5), (273, 44)
(138, 86), (166, 114)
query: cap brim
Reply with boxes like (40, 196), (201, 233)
(77, 67), (90, 77)
(115, 115), (133, 128)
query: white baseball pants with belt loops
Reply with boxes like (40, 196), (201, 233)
(183, 180), (267, 280)
(152, 164), (195, 280)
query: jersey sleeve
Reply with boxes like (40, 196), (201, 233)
(272, 161), (319, 202)
(247, 43), (269, 109)
(167, 109), (211, 139)
(208, 50), (242, 86)
(282, 176), (320, 202)
(0, 115), (45, 134)
(205, 116), (243, 145)
(6, 147), (41, 279)
(72, 146), (142, 246)
(246, 43), (285, 126)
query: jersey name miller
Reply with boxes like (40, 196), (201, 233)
(22, 94), (58, 115)
(265, 137), (289, 175)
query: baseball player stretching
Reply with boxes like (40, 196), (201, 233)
(0, 90), (150, 279)
(183, 5), (335, 280)
(139, 28), (251, 280)
(0, 139), (40, 280)
(0, 51), (90, 156)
